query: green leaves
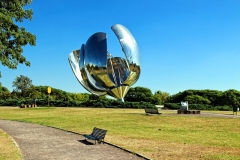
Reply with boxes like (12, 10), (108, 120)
(154, 91), (170, 104)
(12, 75), (32, 93)
(125, 86), (161, 105)
(184, 95), (211, 104)
(0, 0), (36, 69)
(167, 89), (240, 108)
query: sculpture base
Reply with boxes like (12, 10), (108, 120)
(177, 110), (200, 114)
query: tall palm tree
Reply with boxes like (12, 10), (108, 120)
(155, 91), (170, 104)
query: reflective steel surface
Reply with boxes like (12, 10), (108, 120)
(111, 24), (141, 86)
(68, 24), (141, 102)
(68, 49), (106, 96)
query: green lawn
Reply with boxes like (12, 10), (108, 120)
(0, 107), (240, 160)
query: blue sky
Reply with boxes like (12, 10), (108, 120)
(1, 0), (240, 95)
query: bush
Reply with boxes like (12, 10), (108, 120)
(164, 103), (181, 109)
(0, 98), (231, 110)
(0, 99), (32, 106)
(164, 103), (233, 111)
(81, 100), (156, 109)
(215, 105), (232, 111)
(188, 104), (213, 110)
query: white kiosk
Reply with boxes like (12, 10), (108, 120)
(180, 101), (188, 111)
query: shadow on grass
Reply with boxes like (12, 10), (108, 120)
(140, 113), (162, 116)
(225, 113), (238, 115)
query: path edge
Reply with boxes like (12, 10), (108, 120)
(0, 128), (23, 160)
(1, 119), (151, 160)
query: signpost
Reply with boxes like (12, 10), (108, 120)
(47, 87), (51, 107)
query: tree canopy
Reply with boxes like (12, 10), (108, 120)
(166, 89), (240, 107)
(154, 91), (170, 104)
(12, 75), (32, 93)
(125, 86), (161, 104)
(184, 95), (211, 104)
(219, 89), (240, 106)
(0, 0), (36, 69)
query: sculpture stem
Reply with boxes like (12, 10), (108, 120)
(119, 98), (124, 102)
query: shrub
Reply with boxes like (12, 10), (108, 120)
(215, 105), (232, 111)
(164, 103), (181, 109)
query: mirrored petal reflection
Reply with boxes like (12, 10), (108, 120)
(107, 57), (130, 87)
(85, 32), (116, 89)
(111, 24), (141, 86)
(81, 45), (106, 92)
(68, 49), (106, 96)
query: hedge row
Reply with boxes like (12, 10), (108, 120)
(0, 99), (156, 109)
(0, 99), (233, 110)
(164, 103), (233, 111)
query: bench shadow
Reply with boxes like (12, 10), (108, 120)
(78, 140), (94, 145)
(225, 114), (238, 115)
(140, 113), (162, 116)
(140, 113), (152, 116)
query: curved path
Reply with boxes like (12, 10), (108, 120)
(0, 120), (145, 160)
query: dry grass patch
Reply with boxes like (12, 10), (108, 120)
(0, 129), (21, 160)
(108, 136), (240, 159)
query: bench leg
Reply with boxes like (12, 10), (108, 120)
(98, 140), (104, 144)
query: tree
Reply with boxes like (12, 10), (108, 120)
(125, 86), (161, 104)
(184, 95), (211, 104)
(0, 83), (10, 99)
(12, 75), (32, 94)
(167, 91), (189, 103)
(154, 91), (170, 104)
(0, 84), (9, 93)
(219, 89), (240, 107)
(31, 86), (68, 100)
(0, 0), (36, 69)
(23, 85), (41, 99)
(167, 89), (222, 105)
(67, 92), (89, 101)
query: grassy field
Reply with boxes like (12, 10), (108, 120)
(0, 107), (240, 160)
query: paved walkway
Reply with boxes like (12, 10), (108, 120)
(0, 120), (145, 160)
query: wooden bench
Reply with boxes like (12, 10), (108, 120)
(145, 108), (162, 115)
(83, 127), (107, 144)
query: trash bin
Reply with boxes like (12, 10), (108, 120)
(233, 106), (238, 115)
(233, 106), (238, 112)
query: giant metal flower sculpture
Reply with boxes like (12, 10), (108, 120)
(68, 24), (140, 102)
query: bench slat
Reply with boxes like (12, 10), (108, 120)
(83, 134), (98, 140)
(84, 127), (107, 144)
